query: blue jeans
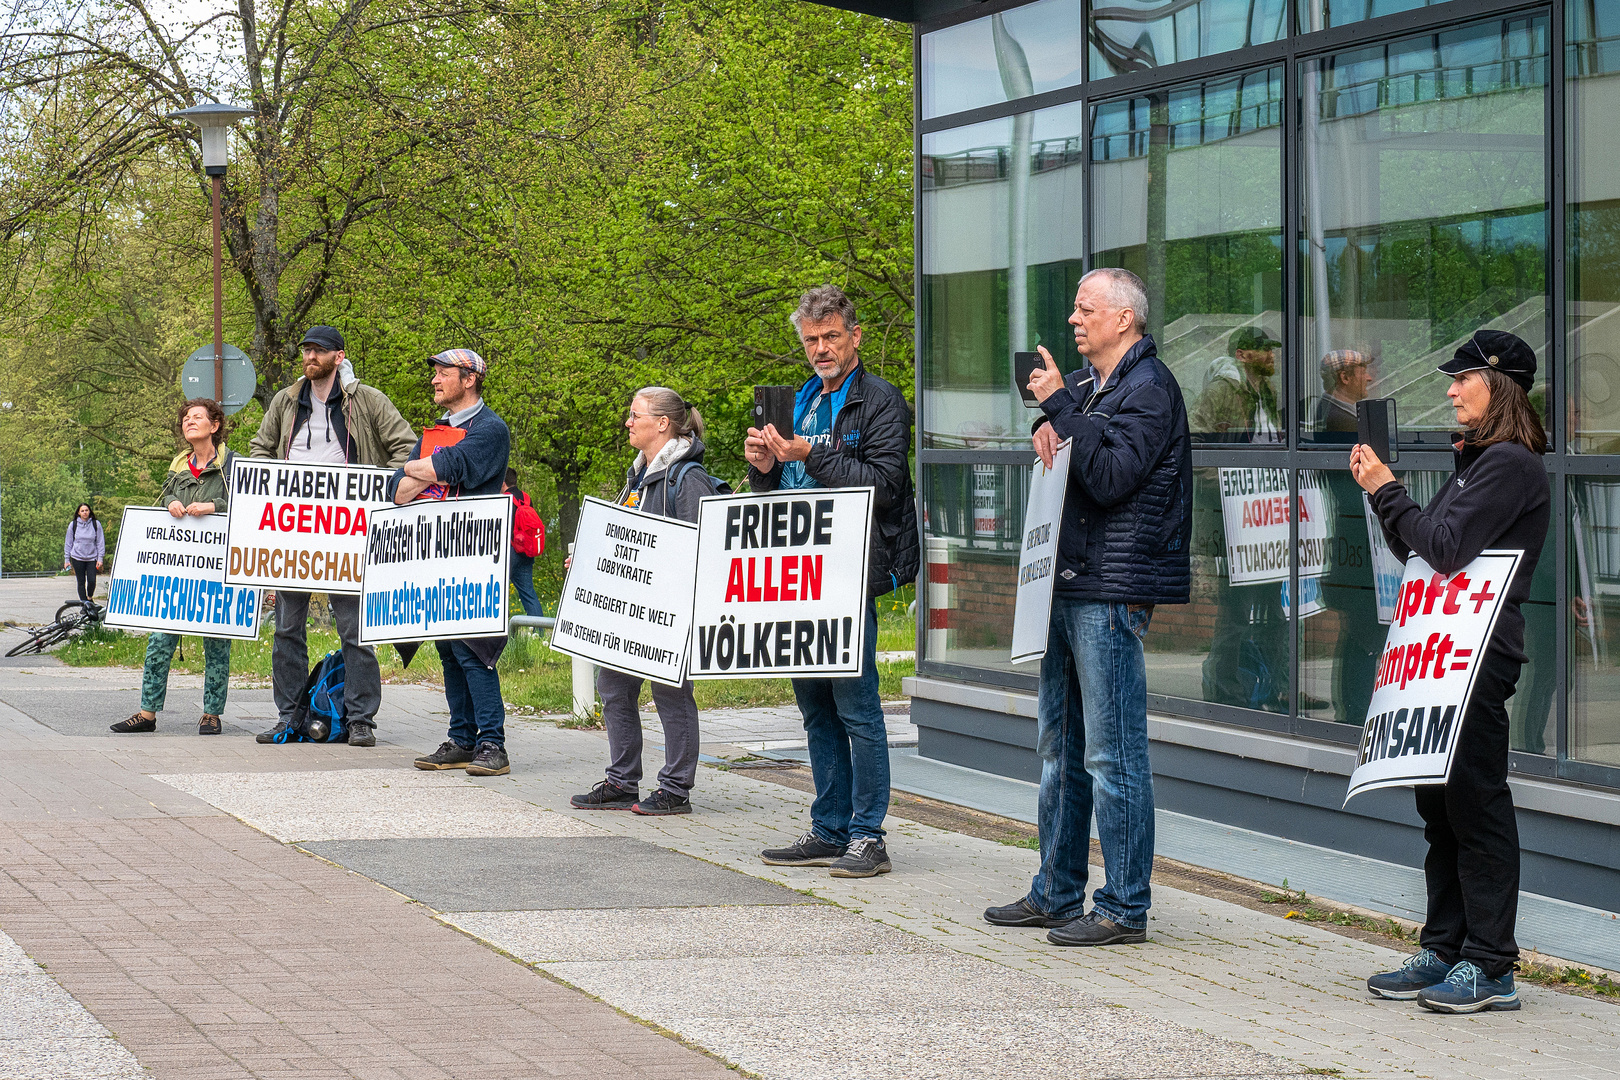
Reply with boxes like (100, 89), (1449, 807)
(510, 552), (543, 617)
(792, 600), (888, 845)
(436, 639), (506, 749)
(1030, 598), (1155, 928)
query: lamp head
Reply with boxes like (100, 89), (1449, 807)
(168, 103), (254, 175)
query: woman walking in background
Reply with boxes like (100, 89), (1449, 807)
(63, 503), (105, 607)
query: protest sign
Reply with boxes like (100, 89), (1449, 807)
(359, 495), (512, 644)
(224, 460), (393, 595)
(103, 506), (264, 639)
(690, 487), (873, 679)
(1218, 468), (1329, 585)
(1345, 549), (1523, 802)
(549, 497), (699, 686)
(1011, 440), (1072, 664)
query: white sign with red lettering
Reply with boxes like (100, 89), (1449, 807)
(224, 461), (394, 595)
(1345, 549), (1523, 802)
(1218, 468), (1329, 585)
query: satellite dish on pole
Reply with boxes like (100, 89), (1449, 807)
(181, 345), (256, 414)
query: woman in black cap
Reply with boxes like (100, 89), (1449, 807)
(1350, 329), (1548, 1014)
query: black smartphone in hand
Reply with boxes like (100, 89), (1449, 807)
(1356, 397), (1399, 464)
(1014, 352), (1042, 406)
(753, 385), (796, 437)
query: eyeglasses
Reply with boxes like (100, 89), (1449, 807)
(627, 410), (664, 422)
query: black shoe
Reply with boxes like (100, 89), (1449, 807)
(632, 789), (692, 816)
(465, 743), (510, 776)
(571, 780), (639, 809)
(415, 741), (474, 770)
(829, 837), (892, 878)
(984, 897), (1072, 928)
(1046, 910), (1147, 947)
(110, 712), (156, 734)
(761, 832), (847, 866)
(347, 721), (376, 747)
(256, 720), (297, 744)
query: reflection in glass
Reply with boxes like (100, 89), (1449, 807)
(1300, 0), (1445, 33)
(920, 0), (1083, 120)
(1569, 0), (1620, 452)
(1299, 18), (1550, 447)
(1570, 478), (1620, 765)
(920, 462), (1033, 674)
(1091, 0), (1286, 80)
(1090, 67), (1284, 444)
(920, 102), (1087, 449)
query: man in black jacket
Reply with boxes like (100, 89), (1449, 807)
(984, 267), (1192, 946)
(745, 285), (918, 878)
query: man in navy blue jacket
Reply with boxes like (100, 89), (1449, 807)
(388, 348), (514, 777)
(984, 268), (1192, 946)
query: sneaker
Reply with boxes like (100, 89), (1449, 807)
(110, 712), (156, 734)
(761, 832), (847, 866)
(347, 721), (376, 747)
(415, 741), (474, 770)
(1416, 961), (1520, 1014)
(632, 789), (692, 816)
(255, 720), (297, 744)
(829, 837), (892, 878)
(1367, 948), (1454, 1000)
(465, 743), (510, 776)
(570, 780), (639, 810)
(984, 897), (1073, 928)
(1046, 910), (1147, 947)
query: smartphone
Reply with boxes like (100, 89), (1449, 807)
(1356, 397), (1399, 464)
(1013, 352), (1042, 406)
(753, 385), (796, 438)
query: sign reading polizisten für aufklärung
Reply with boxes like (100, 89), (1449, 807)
(359, 494), (512, 643)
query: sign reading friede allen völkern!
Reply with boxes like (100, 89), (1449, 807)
(103, 506), (265, 639)
(359, 494), (512, 644)
(690, 487), (873, 679)
(224, 460), (393, 595)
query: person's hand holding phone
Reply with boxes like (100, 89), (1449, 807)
(744, 427), (776, 471)
(759, 424), (811, 463)
(1350, 443), (1396, 496)
(1028, 346), (1065, 403)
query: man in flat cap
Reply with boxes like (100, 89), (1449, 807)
(252, 325), (417, 748)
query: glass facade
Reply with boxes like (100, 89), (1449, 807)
(917, 0), (1620, 789)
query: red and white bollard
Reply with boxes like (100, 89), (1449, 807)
(926, 536), (952, 660)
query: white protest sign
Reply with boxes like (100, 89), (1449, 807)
(102, 507), (265, 639)
(1345, 549), (1523, 802)
(1011, 440), (1071, 664)
(550, 496), (699, 686)
(1218, 468), (1329, 585)
(359, 494), (512, 644)
(690, 487), (873, 679)
(1364, 492), (1406, 624)
(225, 460), (393, 595)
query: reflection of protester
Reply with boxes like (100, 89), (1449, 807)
(395, 349), (513, 777)
(571, 387), (714, 817)
(1356, 329), (1549, 1014)
(745, 285), (918, 878)
(111, 399), (237, 736)
(982, 267), (1191, 947)
(63, 503), (105, 605)
(1315, 350), (1375, 440)
(1318, 472), (1383, 726)
(504, 468), (544, 618)
(1191, 326), (1282, 442)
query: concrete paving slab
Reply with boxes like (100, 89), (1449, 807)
(303, 836), (822, 911)
(0, 928), (145, 1080)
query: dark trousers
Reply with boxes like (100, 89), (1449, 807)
(71, 558), (98, 603)
(273, 591), (381, 727)
(598, 667), (700, 797)
(1415, 646), (1522, 977)
(436, 639), (506, 750)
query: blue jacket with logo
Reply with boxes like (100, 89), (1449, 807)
(1035, 334), (1192, 605)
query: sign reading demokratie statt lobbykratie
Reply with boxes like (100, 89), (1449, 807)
(102, 506), (265, 639)
(1344, 549), (1522, 802)
(689, 487), (873, 679)
(1010, 439), (1072, 665)
(359, 494), (513, 644)
(224, 460), (393, 594)
(549, 496), (700, 686)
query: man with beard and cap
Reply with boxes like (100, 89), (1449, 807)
(391, 348), (514, 778)
(251, 325), (417, 748)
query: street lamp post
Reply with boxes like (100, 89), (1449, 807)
(168, 103), (254, 403)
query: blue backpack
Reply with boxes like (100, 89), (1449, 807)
(267, 650), (347, 743)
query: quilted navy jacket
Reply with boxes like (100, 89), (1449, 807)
(1035, 334), (1192, 605)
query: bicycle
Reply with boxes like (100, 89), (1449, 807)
(4, 600), (105, 657)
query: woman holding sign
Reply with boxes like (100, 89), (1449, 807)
(569, 387), (717, 817)
(111, 398), (239, 736)
(1351, 330), (1549, 1014)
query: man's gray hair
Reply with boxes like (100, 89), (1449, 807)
(1080, 267), (1149, 334)
(790, 285), (858, 335)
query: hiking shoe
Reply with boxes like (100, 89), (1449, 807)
(256, 720), (296, 744)
(415, 741), (474, 770)
(761, 832), (847, 866)
(984, 897), (1072, 928)
(347, 721), (376, 747)
(1368, 948), (1453, 1000)
(829, 837), (892, 878)
(198, 714), (222, 736)
(465, 743), (510, 776)
(1047, 910), (1147, 947)
(1417, 961), (1520, 1014)
(632, 789), (692, 816)
(110, 712), (155, 734)
(571, 780), (639, 810)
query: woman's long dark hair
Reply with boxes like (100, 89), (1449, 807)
(72, 503), (98, 527)
(1469, 370), (1548, 455)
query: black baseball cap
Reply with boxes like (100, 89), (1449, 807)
(1437, 330), (1536, 392)
(1230, 326), (1282, 352)
(299, 325), (344, 352)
